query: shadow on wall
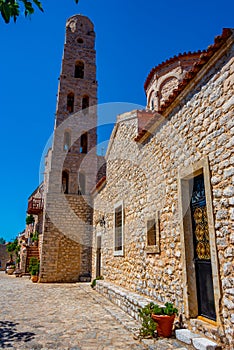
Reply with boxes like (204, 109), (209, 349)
(0, 320), (35, 348)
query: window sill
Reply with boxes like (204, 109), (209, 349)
(114, 250), (124, 257)
(145, 246), (160, 254)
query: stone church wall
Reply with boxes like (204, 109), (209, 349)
(92, 43), (234, 347)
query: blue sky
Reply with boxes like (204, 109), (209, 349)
(0, 0), (233, 242)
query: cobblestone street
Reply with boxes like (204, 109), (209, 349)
(0, 272), (191, 350)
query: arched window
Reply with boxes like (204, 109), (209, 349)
(80, 132), (88, 154)
(67, 92), (74, 113)
(74, 61), (84, 79)
(62, 170), (69, 194)
(63, 131), (71, 151)
(82, 95), (89, 111)
(78, 172), (86, 195)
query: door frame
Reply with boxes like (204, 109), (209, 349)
(96, 234), (102, 278)
(178, 157), (221, 324)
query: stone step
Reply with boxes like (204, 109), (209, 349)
(175, 329), (220, 350)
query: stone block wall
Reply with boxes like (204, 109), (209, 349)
(92, 42), (234, 348)
(0, 244), (9, 271)
(40, 193), (93, 282)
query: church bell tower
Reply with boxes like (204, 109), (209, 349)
(40, 15), (98, 283)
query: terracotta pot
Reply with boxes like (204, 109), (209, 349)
(31, 275), (38, 283)
(151, 314), (175, 337)
(6, 267), (15, 275)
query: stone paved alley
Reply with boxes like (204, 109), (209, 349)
(0, 272), (191, 350)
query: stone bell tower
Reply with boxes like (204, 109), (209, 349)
(39, 15), (98, 283)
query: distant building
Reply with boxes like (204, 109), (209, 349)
(0, 244), (9, 271)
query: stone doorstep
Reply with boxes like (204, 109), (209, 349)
(96, 281), (221, 350)
(175, 330), (219, 350)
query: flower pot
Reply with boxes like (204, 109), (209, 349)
(151, 314), (175, 337)
(6, 267), (15, 275)
(31, 275), (38, 283)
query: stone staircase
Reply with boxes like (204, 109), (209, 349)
(95, 280), (221, 350)
(25, 246), (39, 273)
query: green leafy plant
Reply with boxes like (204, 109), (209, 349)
(138, 302), (157, 338)
(32, 231), (39, 242)
(0, 237), (6, 244)
(0, 0), (79, 24)
(152, 302), (178, 316)
(7, 237), (20, 264)
(26, 214), (35, 225)
(91, 275), (104, 288)
(138, 302), (178, 338)
(28, 257), (40, 276)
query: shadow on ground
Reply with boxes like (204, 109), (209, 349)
(0, 320), (35, 348)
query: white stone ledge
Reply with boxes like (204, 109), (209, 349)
(175, 329), (201, 344)
(95, 280), (156, 321)
(192, 337), (218, 350)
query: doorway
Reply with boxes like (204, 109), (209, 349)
(96, 235), (101, 277)
(190, 174), (216, 320)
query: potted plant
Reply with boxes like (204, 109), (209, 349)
(31, 231), (39, 246)
(6, 263), (15, 275)
(28, 257), (40, 283)
(138, 302), (178, 338)
(151, 302), (178, 337)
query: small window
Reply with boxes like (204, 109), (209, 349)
(80, 132), (88, 154)
(75, 61), (84, 79)
(78, 172), (86, 195)
(67, 92), (74, 113)
(147, 219), (156, 246)
(82, 95), (89, 111)
(151, 99), (154, 110)
(63, 131), (71, 151)
(62, 170), (69, 194)
(146, 212), (160, 254)
(114, 202), (124, 256)
(77, 38), (84, 44)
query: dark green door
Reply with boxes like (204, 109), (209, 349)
(190, 174), (216, 321)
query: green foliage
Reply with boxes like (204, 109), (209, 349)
(91, 275), (104, 288)
(0, 237), (6, 244)
(28, 257), (40, 276)
(26, 214), (35, 225)
(6, 237), (20, 265)
(0, 0), (79, 24)
(32, 230), (39, 242)
(138, 302), (156, 338)
(152, 302), (178, 316)
(7, 237), (19, 253)
(138, 302), (178, 338)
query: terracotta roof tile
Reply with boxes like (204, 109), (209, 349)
(144, 28), (233, 93)
(135, 28), (233, 143)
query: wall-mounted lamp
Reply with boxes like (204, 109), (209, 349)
(96, 215), (105, 228)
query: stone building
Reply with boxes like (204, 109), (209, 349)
(19, 183), (43, 273)
(39, 14), (99, 283)
(92, 28), (234, 348)
(0, 244), (9, 271)
(23, 14), (99, 282)
(23, 14), (233, 347)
